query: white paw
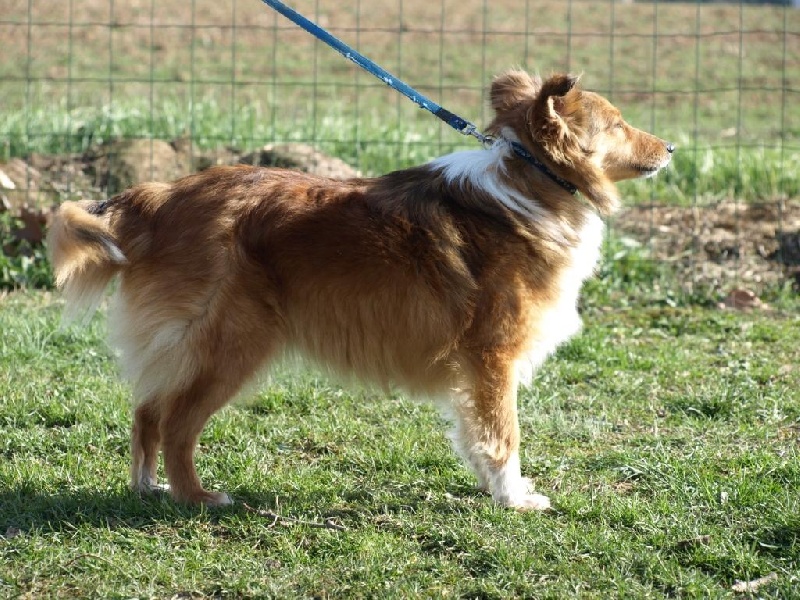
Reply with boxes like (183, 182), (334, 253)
(491, 475), (551, 510)
(132, 479), (170, 495)
(513, 493), (551, 511)
(203, 491), (234, 507)
(514, 478), (551, 510)
(492, 487), (552, 511)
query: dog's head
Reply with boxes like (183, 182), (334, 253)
(487, 70), (674, 215)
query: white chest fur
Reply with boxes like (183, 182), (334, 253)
(516, 211), (605, 386)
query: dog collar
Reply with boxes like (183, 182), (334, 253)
(506, 140), (578, 195)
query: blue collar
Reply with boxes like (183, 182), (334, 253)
(507, 141), (578, 195)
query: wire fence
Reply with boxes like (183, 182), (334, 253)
(1, 0), (799, 295)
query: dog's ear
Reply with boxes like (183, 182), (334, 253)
(530, 73), (582, 142)
(528, 73), (584, 164)
(531, 74), (620, 215)
(490, 70), (541, 113)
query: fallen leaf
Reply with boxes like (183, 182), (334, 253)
(675, 534), (711, 550)
(732, 572), (778, 593)
(717, 288), (768, 310)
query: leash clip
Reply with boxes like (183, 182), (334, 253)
(476, 132), (495, 149)
(461, 124), (492, 147)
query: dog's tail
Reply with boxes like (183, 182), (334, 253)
(48, 199), (127, 324)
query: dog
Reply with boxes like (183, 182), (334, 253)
(47, 70), (673, 509)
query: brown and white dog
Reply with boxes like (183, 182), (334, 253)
(48, 71), (673, 509)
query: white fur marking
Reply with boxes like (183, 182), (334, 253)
(429, 143), (572, 245)
(517, 212), (605, 386)
(101, 239), (127, 264)
(108, 293), (199, 403)
(488, 452), (551, 510)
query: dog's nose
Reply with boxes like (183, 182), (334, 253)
(666, 142), (676, 154)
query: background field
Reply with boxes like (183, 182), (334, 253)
(2, 0), (799, 191)
(1, 1), (800, 598)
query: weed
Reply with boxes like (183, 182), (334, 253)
(0, 213), (53, 290)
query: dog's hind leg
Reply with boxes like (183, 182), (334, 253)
(157, 332), (278, 506)
(118, 278), (283, 506)
(130, 398), (164, 494)
(155, 292), (281, 506)
(160, 344), (279, 505)
(451, 359), (550, 511)
(158, 374), (240, 506)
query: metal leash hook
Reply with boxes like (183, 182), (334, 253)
(260, 0), (488, 144)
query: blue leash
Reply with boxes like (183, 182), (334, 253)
(260, 0), (578, 195)
(260, 0), (488, 144)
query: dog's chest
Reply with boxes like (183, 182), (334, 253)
(561, 211), (605, 290)
(517, 212), (604, 385)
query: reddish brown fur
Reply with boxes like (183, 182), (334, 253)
(48, 71), (673, 508)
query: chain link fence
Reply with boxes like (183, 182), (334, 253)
(2, 0), (799, 295)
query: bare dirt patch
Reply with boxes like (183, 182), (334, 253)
(0, 141), (358, 248)
(613, 201), (800, 291)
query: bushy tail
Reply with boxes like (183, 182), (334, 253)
(47, 200), (127, 324)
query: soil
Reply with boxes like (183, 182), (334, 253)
(0, 140), (358, 247)
(613, 200), (800, 292)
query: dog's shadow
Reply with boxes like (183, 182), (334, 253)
(0, 483), (486, 534)
(1, 487), (223, 534)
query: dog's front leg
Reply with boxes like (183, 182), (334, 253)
(449, 362), (550, 511)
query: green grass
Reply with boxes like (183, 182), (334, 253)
(0, 213), (53, 291)
(2, 287), (798, 598)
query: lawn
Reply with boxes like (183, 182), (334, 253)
(1, 290), (798, 598)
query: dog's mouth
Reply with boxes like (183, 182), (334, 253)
(636, 166), (660, 177)
(634, 159), (670, 179)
